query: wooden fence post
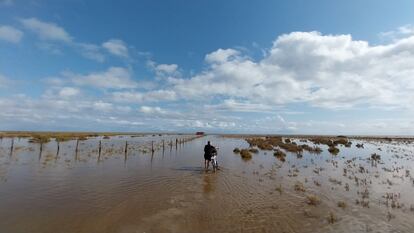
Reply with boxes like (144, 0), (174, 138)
(98, 140), (102, 160)
(75, 139), (79, 161)
(9, 138), (14, 156)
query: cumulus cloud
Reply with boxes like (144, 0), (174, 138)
(205, 48), (241, 63)
(0, 25), (23, 43)
(20, 18), (72, 42)
(102, 39), (129, 57)
(154, 64), (179, 78)
(3, 27), (414, 133)
(168, 31), (414, 109)
(71, 67), (137, 89)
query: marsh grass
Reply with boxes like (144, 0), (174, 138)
(328, 146), (340, 155)
(337, 201), (347, 209)
(29, 135), (51, 144)
(273, 149), (286, 162)
(371, 153), (381, 161)
(300, 144), (323, 154)
(240, 149), (252, 160)
(246, 137), (304, 154)
(306, 195), (321, 205)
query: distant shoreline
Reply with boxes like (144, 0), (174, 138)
(0, 131), (413, 140)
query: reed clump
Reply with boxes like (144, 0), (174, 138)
(240, 149), (252, 160)
(371, 153), (381, 161)
(310, 137), (334, 147)
(273, 149), (286, 161)
(306, 195), (321, 205)
(246, 137), (304, 154)
(328, 146), (340, 155)
(337, 201), (347, 209)
(29, 135), (51, 144)
(300, 144), (323, 153)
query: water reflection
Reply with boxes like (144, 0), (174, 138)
(0, 135), (414, 233)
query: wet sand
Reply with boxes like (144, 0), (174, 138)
(0, 135), (414, 233)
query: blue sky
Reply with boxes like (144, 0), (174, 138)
(1, 0), (414, 134)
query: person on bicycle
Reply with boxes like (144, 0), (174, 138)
(204, 141), (216, 170)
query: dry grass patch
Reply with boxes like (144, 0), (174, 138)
(328, 146), (340, 155)
(337, 201), (347, 209)
(28, 135), (51, 144)
(306, 195), (321, 205)
(240, 149), (252, 160)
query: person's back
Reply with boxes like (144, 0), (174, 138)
(204, 143), (214, 156)
(204, 141), (215, 169)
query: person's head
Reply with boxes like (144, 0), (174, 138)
(207, 141), (210, 145)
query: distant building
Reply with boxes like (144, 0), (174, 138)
(196, 132), (205, 135)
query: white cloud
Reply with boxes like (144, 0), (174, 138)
(148, 61), (181, 79)
(76, 43), (105, 62)
(139, 106), (166, 115)
(169, 31), (414, 110)
(102, 39), (129, 57)
(112, 90), (177, 103)
(20, 18), (72, 42)
(71, 67), (137, 89)
(93, 101), (113, 112)
(155, 64), (178, 74)
(58, 87), (80, 98)
(205, 99), (275, 113)
(0, 25), (23, 43)
(380, 24), (414, 41)
(205, 48), (240, 64)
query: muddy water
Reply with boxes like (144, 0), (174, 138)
(0, 135), (414, 233)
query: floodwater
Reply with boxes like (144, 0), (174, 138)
(0, 135), (414, 233)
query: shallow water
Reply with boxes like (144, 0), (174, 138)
(0, 135), (414, 233)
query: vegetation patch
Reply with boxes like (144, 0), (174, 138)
(29, 135), (51, 144)
(240, 149), (252, 160)
(273, 149), (286, 162)
(306, 195), (321, 205)
(300, 144), (323, 154)
(337, 201), (347, 209)
(371, 153), (381, 161)
(328, 146), (340, 155)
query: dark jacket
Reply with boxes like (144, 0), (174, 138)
(204, 144), (215, 156)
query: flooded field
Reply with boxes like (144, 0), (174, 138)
(0, 134), (414, 233)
